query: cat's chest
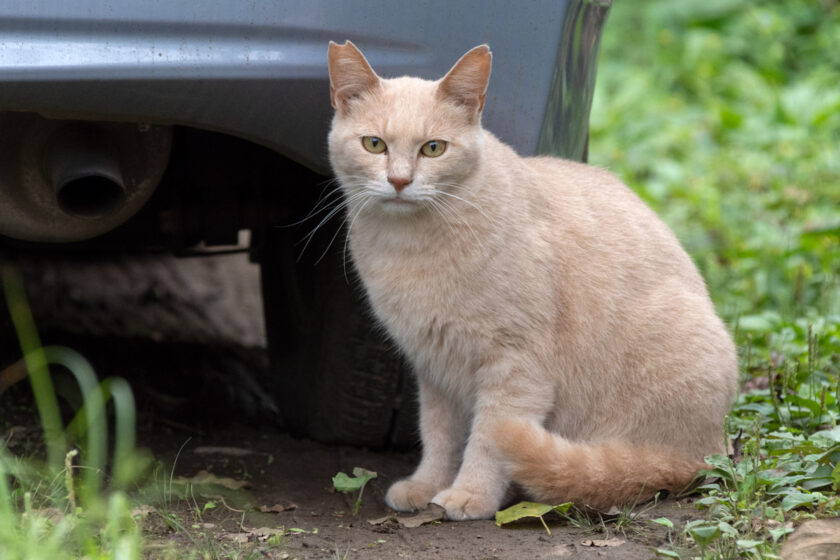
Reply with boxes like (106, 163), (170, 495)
(352, 243), (489, 371)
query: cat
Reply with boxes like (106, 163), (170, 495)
(326, 41), (738, 520)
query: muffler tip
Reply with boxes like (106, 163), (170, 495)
(45, 125), (129, 218)
(56, 172), (127, 218)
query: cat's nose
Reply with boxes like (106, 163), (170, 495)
(388, 176), (412, 193)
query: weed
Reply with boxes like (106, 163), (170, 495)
(332, 467), (377, 515)
(1, 267), (145, 559)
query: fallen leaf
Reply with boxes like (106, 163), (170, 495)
(398, 503), (446, 528)
(495, 501), (572, 535)
(495, 502), (553, 527)
(175, 470), (251, 490)
(227, 526), (287, 544)
(222, 532), (251, 544)
(260, 503), (297, 513)
(368, 514), (398, 526)
(779, 518), (840, 560)
(581, 538), (625, 547)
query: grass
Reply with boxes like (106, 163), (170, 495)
(588, 0), (840, 557)
(1, 267), (145, 559)
(1, 268), (285, 559)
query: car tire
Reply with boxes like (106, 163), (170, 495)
(257, 218), (417, 448)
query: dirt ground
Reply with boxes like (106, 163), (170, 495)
(0, 251), (703, 559)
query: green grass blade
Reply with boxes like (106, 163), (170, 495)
(2, 267), (65, 470)
(42, 346), (107, 502)
(108, 377), (138, 487)
(0, 449), (13, 518)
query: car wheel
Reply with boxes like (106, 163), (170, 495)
(257, 218), (417, 448)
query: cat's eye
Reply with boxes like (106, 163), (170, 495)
(420, 140), (447, 158)
(362, 136), (387, 154)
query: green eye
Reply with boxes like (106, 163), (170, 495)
(362, 136), (387, 154)
(420, 140), (447, 157)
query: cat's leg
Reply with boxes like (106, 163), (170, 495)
(432, 359), (553, 520)
(385, 377), (466, 512)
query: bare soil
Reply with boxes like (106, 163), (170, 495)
(0, 250), (703, 559)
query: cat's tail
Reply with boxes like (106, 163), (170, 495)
(494, 419), (707, 511)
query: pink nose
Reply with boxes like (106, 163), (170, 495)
(388, 176), (411, 193)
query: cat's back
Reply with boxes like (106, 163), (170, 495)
(508, 150), (708, 296)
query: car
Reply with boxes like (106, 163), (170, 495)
(0, 0), (612, 446)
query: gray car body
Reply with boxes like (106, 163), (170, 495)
(0, 0), (608, 178)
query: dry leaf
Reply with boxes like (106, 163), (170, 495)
(224, 526), (284, 544)
(397, 503), (446, 528)
(581, 537), (625, 547)
(175, 470), (252, 490)
(779, 519), (840, 560)
(368, 514), (397, 526)
(222, 532), (251, 544)
(260, 503), (297, 513)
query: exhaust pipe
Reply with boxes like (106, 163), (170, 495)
(45, 125), (128, 218)
(0, 112), (172, 243)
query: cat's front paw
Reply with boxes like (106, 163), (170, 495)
(431, 487), (501, 521)
(385, 479), (441, 512)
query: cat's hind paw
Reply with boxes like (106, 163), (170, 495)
(385, 479), (441, 512)
(431, 487), (501, 520)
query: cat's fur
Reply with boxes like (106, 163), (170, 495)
(326, 41), (738, 520)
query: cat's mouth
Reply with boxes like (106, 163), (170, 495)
(380, 195), (420, 213)
(382, 195), (416, 206)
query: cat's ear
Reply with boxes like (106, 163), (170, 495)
(328, 40), (381, 113)
(437, 45), (492, 117)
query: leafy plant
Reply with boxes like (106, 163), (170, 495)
(332, 467), (377, 515)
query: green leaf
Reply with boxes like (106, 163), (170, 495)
(688, 523), (721, 548)
(833, 462), (840, 491)
(652, 548), (682, 558)
(332, 468), (377, 493)
(552, 502), (573, 515)
(651, 517), (675, 530)
(781, 491), (816, 511)
(352, 467), (377, 483)
(812, 426), (840, 444)
(737, 312), (781, 332)
(494, 502), (554, 527)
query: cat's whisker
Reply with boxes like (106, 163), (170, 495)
(342, 197), (373, 282)
(298, 191), (367, 260)
(425, 197), (459, 239)
(284, 186), (345, 228)
(431, 196), (486, 254)
(284, 175), (369, 229)
(434, 188), (493, 223)
(312, 195), (366, 266)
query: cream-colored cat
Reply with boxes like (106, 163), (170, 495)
(326, 41), (738, 520)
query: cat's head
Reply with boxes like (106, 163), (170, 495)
(327, 41), (492, 217)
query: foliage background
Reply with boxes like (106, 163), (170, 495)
(589, 1), (840, 554)
(589, 0), (839, 323)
